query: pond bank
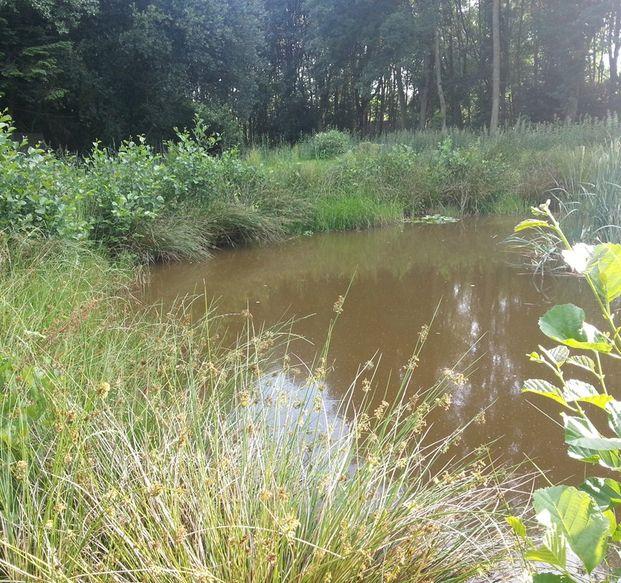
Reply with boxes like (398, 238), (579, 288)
(2, 113), (620, 262)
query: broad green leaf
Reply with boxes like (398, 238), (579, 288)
(566, 355), (596, 373)
(525, 548), (566, 569)
(526, 522), (567, 569)
(539, 304), (612, 353)
(506, 515), (527, 538)
(547, 345), (570, 365)
(586, 243), (621, 303)
(563, 379), (612, 410)
(522, 379), (568, 407)
(563, 414), (621, 469)
(581, 478), (621, 511)
(514, 218), (551, 233)
(533, 485), (610, 573)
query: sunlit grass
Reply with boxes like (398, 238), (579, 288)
(311, 196), (403, 232)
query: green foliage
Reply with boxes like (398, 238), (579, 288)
(306, 130), (352, 159)
(194, 103), (244, 150)
(1, 0), (619, 147)
(311, 195), (401, 232)
(538, 304), (613, 353)
(429, 138), (517, 214)
(0, 112), (87, 239)
(511, 203), (621, 580)
(85, 137), (168, 250)
(2, 110), (621, 263)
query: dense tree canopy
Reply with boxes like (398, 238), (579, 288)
(1, 0), (619, 148)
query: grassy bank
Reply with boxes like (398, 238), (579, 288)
(0, 238), (512, 581)
(2, 111), (620, 261)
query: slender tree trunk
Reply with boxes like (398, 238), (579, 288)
(395, 66), (408, 129)
(608, 8), (620, 105)
(434, 30), (447, 132)
(376, 76), (386, 135)
(419, 50), (432, 129)
(513, 0), (525, 115)
(532, 0), (539, 90)
(490, 0), (501, 133)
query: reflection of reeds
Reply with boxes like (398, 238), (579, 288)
(0, 241), (515, 581)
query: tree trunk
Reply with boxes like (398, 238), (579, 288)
(419, 50), (432, 130)
(434, 30), (447, 132)
(395, 66), (408, 129)
(376, 76), (385, 135)
(490, 0), (501, 133)
(608, 7), (620, 105)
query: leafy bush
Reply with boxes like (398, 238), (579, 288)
(429, 138), (517, 214)
(84, 137), (168, 250)
(307, 129), (351, 159)
(509, 204), (621, 580)
(194, 103), (245, 150)
(0, 112), (88, 240)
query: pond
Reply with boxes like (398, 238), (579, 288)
(142, 216), (598, 482)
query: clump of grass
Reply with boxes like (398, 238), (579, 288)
(508, 139), (621, 272)
(0, 240), (512, 581)
(556, 140), (621, 244)
(311, 195), (403, 232)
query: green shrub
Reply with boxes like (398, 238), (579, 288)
(84, 137), (168, 251)
(429, 138), (517, 214)
(194, 103), (244, 150)
(0, 112), (88, 240)
(306, 129), (352, 159)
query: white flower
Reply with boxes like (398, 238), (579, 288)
(561, 243), (595, 274)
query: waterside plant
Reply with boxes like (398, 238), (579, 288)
(509, 203), (621, 580)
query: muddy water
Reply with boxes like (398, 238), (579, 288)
(143, 216), (598, 481)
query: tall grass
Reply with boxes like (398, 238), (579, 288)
(0, 239), (512, 581)
(311, 196), (403, 232)
(555, 141), (621, 244)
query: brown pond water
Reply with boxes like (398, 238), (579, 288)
(142, 216), (601, 482)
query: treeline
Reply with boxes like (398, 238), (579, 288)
(1, 0), (620, 148)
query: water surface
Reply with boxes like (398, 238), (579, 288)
(143, 216), (599, 481)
